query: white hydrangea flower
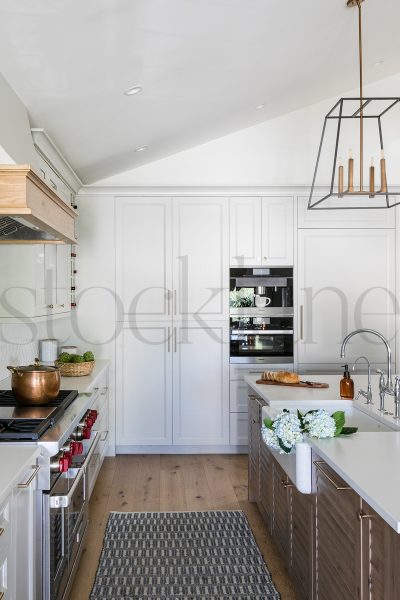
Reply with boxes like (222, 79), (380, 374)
(261, 425), (281, 452)
(272, 411), (303, 451)
(303, 409), (336, 439)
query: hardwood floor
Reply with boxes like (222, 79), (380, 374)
(69, 454), (299, 600)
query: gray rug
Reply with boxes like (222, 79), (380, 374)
(90, 510), (281, 600)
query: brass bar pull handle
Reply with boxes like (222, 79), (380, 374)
(314, 461), (351, 491)
(17, 465), (40, 488)
(173, 290), (177, 315)
(358, 510), (374, 521)
(0, 527), (4, 537)
(300, 305), (304, 340)
(167, 327), (171, 353)
(281, 479), (295, 489)
(167, 289), (171, 316)
(174, 327), (177, 353)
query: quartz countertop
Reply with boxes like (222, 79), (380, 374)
(0, 446), (41, 505)
(245, 372), (400, 532)
(0, 359), (110, 394)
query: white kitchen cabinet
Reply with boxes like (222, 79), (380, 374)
(229, 196), (294, 267)
(116, 197), (172, 320)
(229, 413), (248, 445)
(116, 196), (229, 322)
(173, 197), (229, 320)
(297, 229), (396, 368)
(298, 196), (396, 229)
(173, 322), (229, 445)
(0, 244), (71, 319)
(116, 323), (173, 447)
(116, 322), (229, 448)
(229, 197), (262, 266)
(0, 462), (39, 600)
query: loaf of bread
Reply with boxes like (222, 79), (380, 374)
(262, 370), (300, 384)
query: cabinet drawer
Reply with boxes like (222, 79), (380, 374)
(0, 554), (8, 599)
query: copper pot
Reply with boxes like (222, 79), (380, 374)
(7, 358), (60, 405)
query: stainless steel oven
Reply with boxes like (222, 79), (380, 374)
(43, 431), (100, 600)
(230, 267), (294, 365)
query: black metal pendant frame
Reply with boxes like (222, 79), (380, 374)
(308, 97), (400, 210)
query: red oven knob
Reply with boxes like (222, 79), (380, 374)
(82, 426), (91, 440)
(85, 417), (94, 428)
(89, 410), (98, 422)
(59, 456), (70, 473)
(70, 441), (83, 455)
(63, 451), (72, 467)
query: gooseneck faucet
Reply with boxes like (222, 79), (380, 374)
(341, 329), (394, 412)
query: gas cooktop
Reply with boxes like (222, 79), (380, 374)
(0, 390), (79, 440)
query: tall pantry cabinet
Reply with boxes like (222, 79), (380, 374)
(115, 197), (229, 450)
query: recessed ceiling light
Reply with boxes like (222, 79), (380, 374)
(124, 85), (143, 96)
(135, 145), (148, 152)
(374, 60), (384, 67)
(255, 104), (265, 110)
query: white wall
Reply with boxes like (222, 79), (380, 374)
(0, 72), (37, 166)
(93, 73), (400, 188)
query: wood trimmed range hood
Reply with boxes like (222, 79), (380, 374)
(0, 165), (78, 243)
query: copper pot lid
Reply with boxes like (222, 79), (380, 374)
(8, 358), (60, 374)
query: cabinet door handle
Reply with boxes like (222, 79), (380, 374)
(47, 304), (54, 309)
(300, 305), (304, 340)
(167, 289), (171, 316)
(167, 327), (171, 353)
(17, 465), (40, 488)
(281, 478), (294, 488)
(174, 327), (177, 353)
(0, 527), (4, 537)
(314, 461), (351, 490)
(100, 430), (109, 442)
(358, 510), (374, 521)
(173, 290), (177, 315)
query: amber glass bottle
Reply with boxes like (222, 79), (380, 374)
(340, 364), (354, 399)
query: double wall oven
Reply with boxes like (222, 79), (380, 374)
(230, 267), (294, 367)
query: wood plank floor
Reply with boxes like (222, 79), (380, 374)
(69, 454), (299, 600)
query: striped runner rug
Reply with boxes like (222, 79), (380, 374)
(90, 510), (281, 599)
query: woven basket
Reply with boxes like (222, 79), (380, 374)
(55, 360), (95, 377)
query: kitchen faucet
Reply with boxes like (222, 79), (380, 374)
(340, 329), (394, 412)
(352, 356), (372, 404)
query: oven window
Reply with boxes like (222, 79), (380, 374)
(230, 333), (293, 358)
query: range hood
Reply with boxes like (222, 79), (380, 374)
(0, 165), (78, 243)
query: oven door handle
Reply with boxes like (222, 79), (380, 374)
(49, 432), (100, 509)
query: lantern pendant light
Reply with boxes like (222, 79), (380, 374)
(308, 0), (400, 210)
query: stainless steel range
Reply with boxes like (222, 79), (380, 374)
(0, 388), (102, 600)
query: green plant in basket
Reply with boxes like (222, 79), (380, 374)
(83, 351), (95, 362)
(71, 354), (85, 363)
(58, 352), (71, 363)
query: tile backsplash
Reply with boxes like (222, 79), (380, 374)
(0, 323), (42, 381)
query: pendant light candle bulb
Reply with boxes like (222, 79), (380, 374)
(369, 157), (375, 195)
(338, 157), (344, 195)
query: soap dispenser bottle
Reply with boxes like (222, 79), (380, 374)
(340, 364), (354, 399)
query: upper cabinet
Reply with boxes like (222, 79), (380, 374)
(298, 196), (396, 229)
(229, 196), (294, 266)
(116, 196), (229, 321)
(0, 244), (71, 319)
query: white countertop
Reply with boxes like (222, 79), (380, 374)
(0, 446), (41, 505)
(245, 372), (400, 532)
(0, 359), (110, 394)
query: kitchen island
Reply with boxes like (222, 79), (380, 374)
(246, 373), (400, 600)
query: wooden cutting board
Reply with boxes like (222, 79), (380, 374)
(256, 379), (329, 389)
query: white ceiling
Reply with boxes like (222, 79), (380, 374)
(0, 0), (399, 183)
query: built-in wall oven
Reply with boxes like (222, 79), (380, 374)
(230, 267), (294, 367)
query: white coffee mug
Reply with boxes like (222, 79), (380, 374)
(255, 295), (271, 308)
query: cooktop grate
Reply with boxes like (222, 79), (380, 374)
(0, 390), (79, 440)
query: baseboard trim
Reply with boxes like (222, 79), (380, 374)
(115, 445), (248, 454)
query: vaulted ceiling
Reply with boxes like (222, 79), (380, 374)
(0, 0), (399, 183)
